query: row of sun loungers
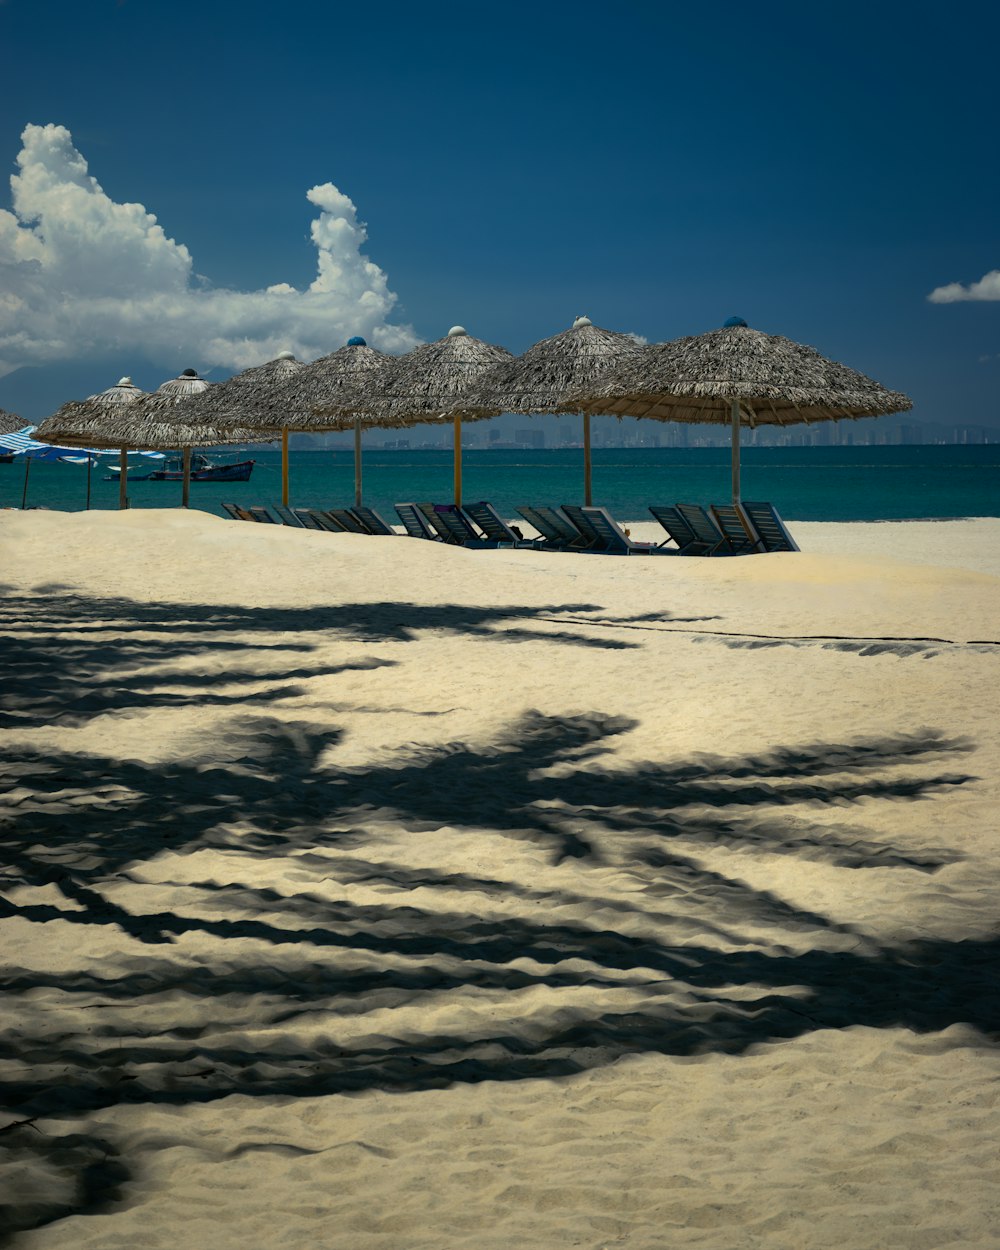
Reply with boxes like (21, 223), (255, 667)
(222, 500), (798, 554)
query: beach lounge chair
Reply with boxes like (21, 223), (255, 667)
(561, 504), (611, 550)
(675, 504), (729, 555)
(709, 503), (763, 554)
(581, 506), (667, 555)
(292, 507), (343, 532)
(430, 504), (497, 546)
(271, 504), (306, 526)
(648, 505), (705, 554)
(247, 505), (280, 524)
(350, 506), (397, 535)
(221, 502), (254, 521)
(464, 501), (541, 548)
(515, 506), (580, 549)
(739, 501), (800, 552)
(395, 502), (444, 540)
(411, 502), (461, 543)
(323, 508), (368, 534)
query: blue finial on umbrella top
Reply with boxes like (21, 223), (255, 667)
(723, 316), (748, 328)
(346, 336), (367, 347)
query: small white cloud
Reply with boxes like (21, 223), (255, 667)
(928, 269), (1000, 303)
(0, 123), (418, 376)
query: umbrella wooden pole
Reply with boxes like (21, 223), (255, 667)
(354, 418), (363, 507)
(119, 450), (128, 510)
(453, 414), (462, 507)
(182, 448), (191, 508)
(582, 411), (593, 506)
(86, 455), (92, 510)
(281, 428), (290, 506)
(20, 457), (30, 509)
(731, 399), (741, 504)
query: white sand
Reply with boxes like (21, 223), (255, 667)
(1, 510), (998, 1249)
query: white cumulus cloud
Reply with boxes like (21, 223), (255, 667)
(927, 270), (1000, 303)
(0, 123), (418, 376)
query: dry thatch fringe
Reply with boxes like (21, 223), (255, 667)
(36, 371), (275, 449)
(197, 342), (404, 432)
(314, 328), (513, 425)
(170, 353), (309, 429)
(461, 319), (644, 417)
(0, 408), (25, 435)
(569, 324), (912, 426)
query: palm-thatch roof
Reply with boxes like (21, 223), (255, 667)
(36, 370), (270, 450)
(570, 321), (912, 425)
(0, 408), (25, 436)
(463, 317), (644, 417)
(314, 327), (512, 426)
(289, 339), (400, 431)
(166, 352), (310, 430)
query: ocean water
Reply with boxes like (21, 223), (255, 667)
(2, 445), (999, 523)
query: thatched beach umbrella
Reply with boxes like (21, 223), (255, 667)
(174, 352), (305, 505)
(316, 327), (512, 507)
(38, 371), (267, 509)
(571, 318), (913, 503)
(36, 376), (149, 509)
(284, 337), (397, 507)
(0, 408), (24, 436)
(182, 343), (398, 507)
(465, 316), (644, 505)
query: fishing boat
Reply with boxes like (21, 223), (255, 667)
(104, 453), (255, 482)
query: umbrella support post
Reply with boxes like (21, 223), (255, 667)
(86, 455), (92, 510)
(453, 415), (462, 508)
(182, 448), (191, 508)
(731, 399), (741, 504)
(119, 449), (128, 511)
(20, 457), (30, 509)
(583, 411), (592, 506)
(281, 429), (289, 507)
(354, 419), (362, 508)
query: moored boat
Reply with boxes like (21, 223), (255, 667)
(105, 454), (255, 482)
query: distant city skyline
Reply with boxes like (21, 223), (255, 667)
(2, 1), (999, 428)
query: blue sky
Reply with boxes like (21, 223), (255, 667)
(1, 0), (998, 424)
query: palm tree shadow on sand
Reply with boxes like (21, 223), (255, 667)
(0, 591), (996, 1236)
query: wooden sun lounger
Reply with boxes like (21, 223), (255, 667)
(270, 503), (305, 526)
(561, 504), (611, 551)
(709, 503), (764, 554)
(323, 507), (368, 534)
(581, 506), (667, 555)
(675, 504), (729, 555)
(648, 505), (704, 553)
(395, 502), (444, 540)
(415, 502), (463, 544)
(431, 504), (497, 547)
(463, 501), (540, 548)
(350, 506), (397, 535)
(739, 501), (800, 552)
(515, 506), (581, 549)
(221, 502), (254, 521)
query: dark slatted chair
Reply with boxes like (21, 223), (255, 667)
(581, 507), (667, 555)
(350, 506), (397, 535)
(464, 501), (540, 548)
(221, 503), (254, 521)
(271, 504), (305, 526)
(709, 503), (763, 553)
(395, 503), (443, 540)
(739, 501), (800, 552)
(247, 505), (280, 524)
(675, 504), (729, 555)
(649, 505), (707, 554)
(561, 504), (610, 551)
(516, 506), (579, 549)
(323, 508), (368, 534)
(431, 504), (496, 546)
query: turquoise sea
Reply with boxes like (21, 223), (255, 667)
(2, 445), (999, 522)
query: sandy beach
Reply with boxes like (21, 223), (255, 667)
(1, 509), (998, 1249)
